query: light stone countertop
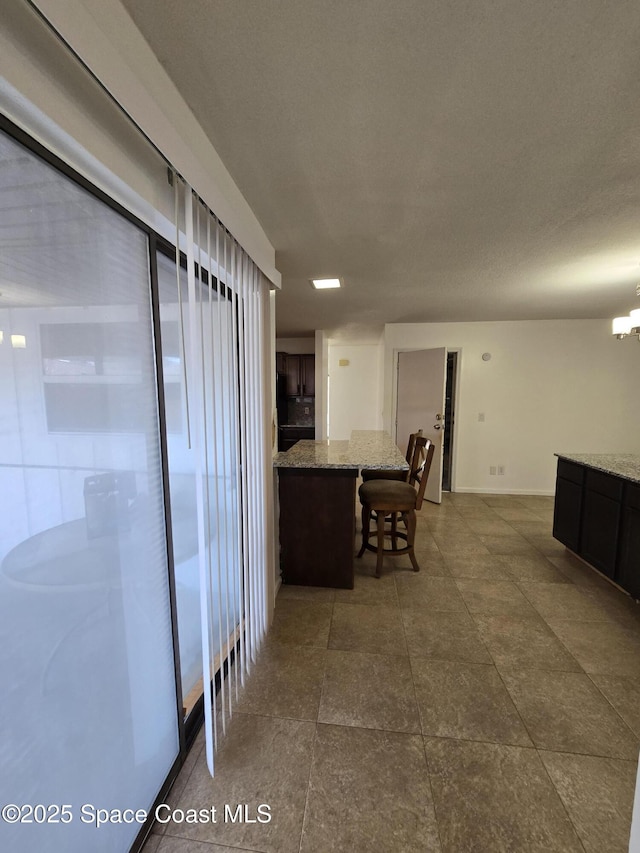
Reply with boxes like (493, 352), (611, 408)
(273, 430), (409, 471)
(555, 453), (640, 484)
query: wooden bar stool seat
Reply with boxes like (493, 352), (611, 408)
(357, 436), (434, 577)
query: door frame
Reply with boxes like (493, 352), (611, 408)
(390, 346), (462, 493)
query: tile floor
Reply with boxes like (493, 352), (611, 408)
(143, 492), (640, 853)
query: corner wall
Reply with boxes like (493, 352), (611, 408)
(327, 343), (383, 440)
(384, 319), (640, 494)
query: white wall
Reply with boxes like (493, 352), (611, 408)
(384, 319), (640, 494)
(275, 337), (315, 354)
(0, 0), (279, 286)
(327, 343), (383, 440)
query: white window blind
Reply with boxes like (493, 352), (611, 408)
(175, 176), (270, 775)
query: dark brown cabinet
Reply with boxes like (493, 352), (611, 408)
(552, 460), (584, 552)
(278, 467), (356, 588)
(580, 470), (622, 579)
(553, 458), (640, 598)
(284, 354), (315, 396)
(618, 483), (640, 599)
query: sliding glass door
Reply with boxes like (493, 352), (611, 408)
(0, 128), (179, 851)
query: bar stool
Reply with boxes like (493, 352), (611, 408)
(357, 436), (434, 577)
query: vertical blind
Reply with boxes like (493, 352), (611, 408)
(175, 175), (270, 776)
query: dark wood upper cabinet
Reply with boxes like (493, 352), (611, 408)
(283, 354), (315, 396)
(301, 355), (315, 396)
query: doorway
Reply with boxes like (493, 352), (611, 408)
(442, 351), (458, 492)
(395, 347), (459, 501)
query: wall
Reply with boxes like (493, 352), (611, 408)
(0, 0), (279, 285)
(383, 319), (640, 494)
(275, 337), (315, 354)
(328, 343), (383, 440)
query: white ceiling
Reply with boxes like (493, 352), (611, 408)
(120, 0), (640, 338)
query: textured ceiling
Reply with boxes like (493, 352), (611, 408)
(121, 0), (640, 337)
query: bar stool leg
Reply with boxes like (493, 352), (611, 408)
(390, 512), (398, 550)
(376, 510), (386, 578)
(405, 509), (420, 572)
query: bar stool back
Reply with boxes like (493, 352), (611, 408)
(361, 429), (422, 483)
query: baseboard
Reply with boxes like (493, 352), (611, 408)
(452, 487), (555, 496)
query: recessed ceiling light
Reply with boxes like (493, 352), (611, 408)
(311, 278), (341, 289)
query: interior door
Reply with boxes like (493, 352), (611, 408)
(396, 347), (447, 504)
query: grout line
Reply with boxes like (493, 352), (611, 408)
(297, 722), (320, 853)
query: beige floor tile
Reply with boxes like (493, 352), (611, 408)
(334, 568), (399, 606)
(493, 506), (546, 522)
(396, 575), (467, 612)
(170, 714), (315, 853)
(269, 600), (333, 648)
(328, 603), (407, 655)
(473, 613), (582, 672)
(157, 838), (252, 852)
(454, 578), (539, 617)
(478, 534), (540, 556)
(455, 505), (501, 519)
(412, 658), (532, 746)
(500, 668), (639, 758)
(277, 584), (336, 603)
(442, 553), (511, 581)
(465, 518), (520, 536)
(318, 649), (420, 733)
(424, 738), (584, 853)
(431, 532), (490, 555)
(590, 673), (640, 737)
(546, 619), (640, 677)
(402, 609), (492, 664)
(301, 725), (440, 853)
(480, 495), (527, 507)
(233, 644), (326, 721)
(579, 584), (640, 631)
(525, 535), (568, 556)
(142, 834), (162, 852)
(508, 521), (553, 538)
(540, 751), (638, 853)
(499, 554), (571, 583)
(406, 551), (451, 576)
(412, 531), (441, 553)
(547, 553), (608, 587)
(518, 581), (612, 622)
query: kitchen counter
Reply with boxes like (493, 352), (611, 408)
(553, 454), (640, 598)
(274, 430), (409, 471)
(275, 430), (407, 588)
(555, 453), (640, 485)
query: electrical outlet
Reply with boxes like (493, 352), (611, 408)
(489, 466), (496, 475)
(497, 465), (505, 476)
(478, 412), (485, 422)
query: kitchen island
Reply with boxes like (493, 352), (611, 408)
(274, 431), (408, 588)
(553, 453), (640, 599)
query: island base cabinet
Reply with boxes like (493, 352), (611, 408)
(278, 467), (356, 589)
(553, 458), (640, 600)
(617, 484), (640, 599)
(552, 476), (582, 552)
(581, 491), (621, 579)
